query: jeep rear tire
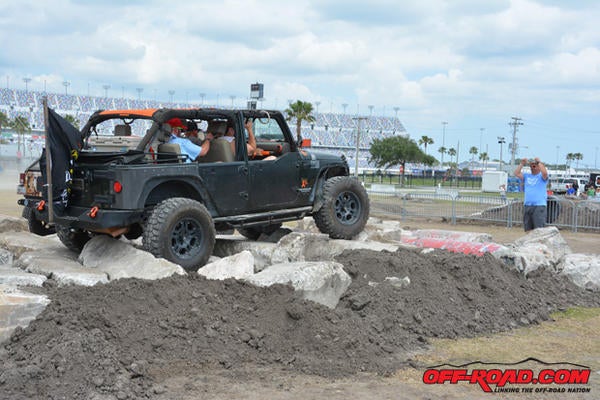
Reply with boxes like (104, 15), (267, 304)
(313, 176), (369, 239)
(143, 198), (215, 271)
(56, 225), (91, 252)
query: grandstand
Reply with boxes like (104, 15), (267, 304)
(0, 88), (407, 171)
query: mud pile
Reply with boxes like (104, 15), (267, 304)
(1, 247), (599, 399)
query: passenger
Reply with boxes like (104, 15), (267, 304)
(224, 119), (257, 156)
(166, 118), (211, 162)
(184, 120), (205, 146)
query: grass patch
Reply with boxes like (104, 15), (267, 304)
(551, 306), (600, 320)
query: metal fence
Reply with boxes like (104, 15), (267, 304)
(368, 190), (600, 232)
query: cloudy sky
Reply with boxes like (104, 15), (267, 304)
(1, 0), (599, 168)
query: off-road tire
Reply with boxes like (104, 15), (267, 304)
(22, 207), (55, 236)
(56, 225), (91, 253)
(143, 198), (215, 271)
(238, 223), (282, 241)
(313, 176), (369, 239)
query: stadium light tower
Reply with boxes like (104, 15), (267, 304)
(23, 78), (31, 93)
(199, 92), (206, 106)
(315, 101), (320, 114)
(62, 81), (70, 95)
(230, 95), (236, 108)
(441, 121), (448, 166)
(368, 105), (374, 116)
(342, 103), (348, 114)
(498, 136), (506, 171)
(168, 90), (175, 103)
(352, 117), (368, 177)
(103, 84), (110, 98)
(136, 88), (143, 100)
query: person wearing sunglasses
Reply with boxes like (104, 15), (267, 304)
(514, 157), (549, 231)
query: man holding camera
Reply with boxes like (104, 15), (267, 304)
(514, 157), (549, 231)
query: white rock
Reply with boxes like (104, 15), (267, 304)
(78, 236), (186, 280)
(198, 250), (255, 280)
(18, 249), (109, 286)
(0, 284), (50, 343)
(0, 214), (28, 234)
(245, 261), (352, 309)
(561, 253), (600, 291)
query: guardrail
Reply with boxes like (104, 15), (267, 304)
(368, 190), (600, 232)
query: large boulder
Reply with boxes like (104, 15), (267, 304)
(0, 214), (28, 234)
(18, 248), (109, 287)
(0, 284), (50, 343)
(502, 227), (572, 275)
(78, 236), (186, 280)
(561, 253), (600, 291)
(245, 261), (352, 309)
(198, 250), (255, 280)
(0, 231), (61, 258)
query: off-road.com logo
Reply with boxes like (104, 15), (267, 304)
(423, 358), (591, 393)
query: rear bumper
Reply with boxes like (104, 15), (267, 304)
(20, 200), (143, 231)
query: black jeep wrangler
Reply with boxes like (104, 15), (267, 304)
(20, 108), (369, 271)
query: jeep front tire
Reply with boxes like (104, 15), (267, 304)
(313, 176), (369, 239)
(143, 198), (215, 271)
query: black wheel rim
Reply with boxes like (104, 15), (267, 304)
(170, 218), (203, 260)
(334, 191), (361, 225)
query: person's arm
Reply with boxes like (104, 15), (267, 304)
(514, 158), (526, 180)
(535, 157), (548, 180)
(198, 140), (210, 157)
(245, 119), (257, 154)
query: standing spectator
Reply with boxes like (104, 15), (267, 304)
(499, 184), (507, 202)
(514, 157), (549, 231)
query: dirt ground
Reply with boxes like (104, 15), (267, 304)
(0, 188), (600, 399)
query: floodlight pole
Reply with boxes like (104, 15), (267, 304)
(352, 117), (367, 177)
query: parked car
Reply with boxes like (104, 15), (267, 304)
(550, 178), (586, 195)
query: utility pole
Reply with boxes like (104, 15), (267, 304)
(508, 117), (523, 168)
(352, 117), (368, 177)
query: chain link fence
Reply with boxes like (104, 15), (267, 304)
(368, 189), (600, 232)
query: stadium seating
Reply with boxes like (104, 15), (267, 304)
(0, 87), (407, 170)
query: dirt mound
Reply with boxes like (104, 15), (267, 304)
(1, 247), (599, 399)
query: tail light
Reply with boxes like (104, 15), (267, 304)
(19, 173), (25, 185)
(113, 181), (122, 193)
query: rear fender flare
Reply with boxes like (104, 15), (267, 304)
(138, 177), (215, 213)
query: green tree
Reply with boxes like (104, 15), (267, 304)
(11, 115), (31, 156)
(369, 136), (435, 185)
(566, 152), (574, 169)
(479, 151), (489, 170)
(447, 148), (457, 175)
(63, 114), (80, 129)
(438, 146), (447, 166)
(573, 152), (583, 169)
(469, 146), (478, 166)
(447, 148), (456, 162)
(418, 135), (434, 154)
(284, 100), (315, 144)
(0, 110), (9, 138)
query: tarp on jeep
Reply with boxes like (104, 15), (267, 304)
(39, 107), (83, 213)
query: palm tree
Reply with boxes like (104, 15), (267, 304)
(11, 115), (31, 157)
(438, 146), (447, 166)
(447, 148), (457, 174)
(573, 152), (583, 169)
(566, 153), (575, 169)
(284, 100), (315, 144)
(479, 152), (489, 170)
(418, 135), (434, 154)
(468, 146), (478, 167)
(447, 148), (456, 162)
